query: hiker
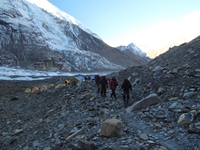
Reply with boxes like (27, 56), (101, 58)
(84, 76), (90, 81)
(94, 74), (101, 94)
(121, 79), (132, 106)
(100, 76), (108, 97)
(109, 77), (119, 100)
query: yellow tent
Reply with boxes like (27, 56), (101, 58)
(68, 77), (80, 84)
(48, 83), (54, 88)
(32, 87), (39, 93)
(25, 88), (31, 93)
(40, 85), (47, 91)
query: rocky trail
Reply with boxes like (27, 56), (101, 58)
(0, 36), (200, 150)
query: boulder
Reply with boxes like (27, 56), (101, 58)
(101, 118), (123, 137)
(178, 113), (194, 125)
(79, 139), (97, 150)
(126, 93), (162, 113)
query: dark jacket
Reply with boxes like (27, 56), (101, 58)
(95, 75), (101, 84)
(101, 76), (108, 88)
(121, 79), (132, 92)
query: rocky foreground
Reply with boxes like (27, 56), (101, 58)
(0, 36), (200, 150)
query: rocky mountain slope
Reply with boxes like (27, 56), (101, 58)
(0, 36), (199, 150)
(0, 0), (147, 72)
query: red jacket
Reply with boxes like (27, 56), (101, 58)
(109, 79), (118, 90)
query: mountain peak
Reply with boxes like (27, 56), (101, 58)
(128, 43), (135, 46)
(117, 43), (147, 58)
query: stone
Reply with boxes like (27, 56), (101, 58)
(101, 118), (123, 137)
(154, 123), (162, 130)
(181, 107), (190, 113)
(182, 91), (196, 99)
(83, 93), (93, 100)
(178, 113), (194, 125)
(153, 66), (163, 72)
(120, 145), (130, 150)
(126, 93), (162, 112)
(157, 87), (166, 95)
(194, 122), (200, 130)
(139, 133), (149, 140)
(79, 139), (97, 150)
(170, 68), (178, 74)
(14, 129), (24, 135)
(190, 110), (198, 116)
(168, 102), (178, 111)
(107, 97), (112, 101)
(127, 76), (131, 81)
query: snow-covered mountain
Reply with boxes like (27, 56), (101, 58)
(0, 0), (147, 72)
(116, 43), (151, 62)
(117, 43), (146, 57)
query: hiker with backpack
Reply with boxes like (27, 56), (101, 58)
(100, 76), (108, 97)
(94, 74), (101, 94)
(109, 77), (119, 100)
(121, 79), (132, 106)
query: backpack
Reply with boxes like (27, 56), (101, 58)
(95, 75), (101, 83)
(114, 80), (118, 87)
(101, 77), (107, 88)
(109, 79), (118, 89)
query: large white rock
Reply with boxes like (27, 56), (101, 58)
(126, 93), (162, 113)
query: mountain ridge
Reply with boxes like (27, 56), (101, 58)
(0, 0), (148, 72)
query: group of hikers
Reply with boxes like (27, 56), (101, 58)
(94, 74), (132, 106)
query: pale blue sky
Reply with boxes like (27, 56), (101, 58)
(47, 0), (200, 50)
